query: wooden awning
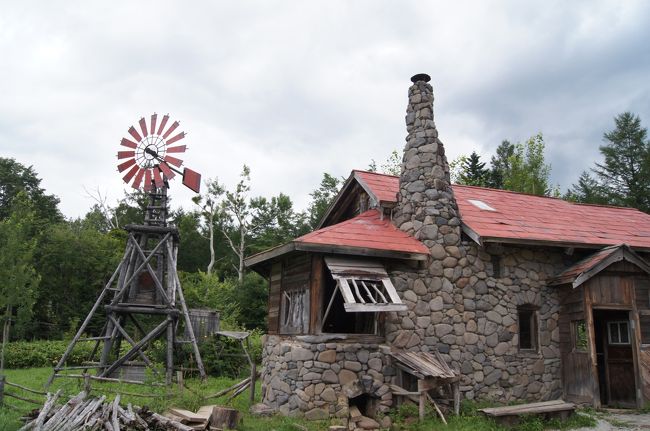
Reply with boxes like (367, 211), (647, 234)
(548, 244), (650, 288)
(324, 257), (407, 312)
(389, 349), (457, 380)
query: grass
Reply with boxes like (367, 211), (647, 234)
(0, 368), (600, 431)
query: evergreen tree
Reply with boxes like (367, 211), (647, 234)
(488, 140), (515, 189)
(307, 173), (340, 228)
(457, 151), (489, 186)
(565, 171), (609, 205)
(592, 112), (650, 212)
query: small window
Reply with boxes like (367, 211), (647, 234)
(491, 254), (502, 278)
(608, 321), (630, 345)
(518, 306), (538, 351)
(572, 320), (588, 351)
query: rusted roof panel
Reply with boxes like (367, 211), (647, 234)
(296, 209), (430, 255)
(353, 170), (650, 250)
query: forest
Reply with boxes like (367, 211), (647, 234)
(1, 111), (649, 349)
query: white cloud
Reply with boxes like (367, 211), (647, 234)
(1, 0), (649, 217)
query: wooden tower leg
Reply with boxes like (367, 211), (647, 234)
(46, 244), (132, 388)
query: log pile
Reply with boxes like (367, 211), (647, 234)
(20, 390), (243, 431)
(19, 391), (194, 431)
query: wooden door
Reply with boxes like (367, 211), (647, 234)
(604, 319), (636, 406)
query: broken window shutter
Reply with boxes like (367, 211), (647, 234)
(325, 256), (407, 313)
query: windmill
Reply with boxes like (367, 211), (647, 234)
(47, 114), (206, 387)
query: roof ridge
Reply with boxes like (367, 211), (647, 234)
(353, 169), (400, 179)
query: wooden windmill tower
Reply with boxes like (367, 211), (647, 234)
(48, 114), (206, 387)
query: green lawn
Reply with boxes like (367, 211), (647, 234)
(0, 368), (597, 431)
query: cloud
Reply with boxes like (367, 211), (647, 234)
(1, 0), (649, 217)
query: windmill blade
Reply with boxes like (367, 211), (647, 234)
(164, 155), (184, 167)
(157, 114), (170, 135)
(158, 161), (175, 180)
(132, 168), (145, 189)
(152, 166), (164, 188)
(166, 145), (186, 153)
(150, 113), (157, 135)
(121, 138), (138, 149)
(182, 167), (201, 193)
(162, 121), (180, 139)
(117, 151), (135, 159)
(139, 117), (149, 138)
(128, 126), (142, 143)
(122, 164), (139, 183)
(165, 132), (185, 146)
(143, 169), (153, 191)
(117, 158), (136, 172)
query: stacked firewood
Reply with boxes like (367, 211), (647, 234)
(19, 390), (196, 431)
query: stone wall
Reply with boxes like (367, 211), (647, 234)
(386, 242), (570, 402)
(261, 336), (394, 420)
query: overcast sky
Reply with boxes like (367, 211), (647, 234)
(2, 1), (649, 218)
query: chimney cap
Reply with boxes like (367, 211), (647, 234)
(410, 73), (431, 83)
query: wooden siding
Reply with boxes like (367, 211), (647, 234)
(585, 275), (633, 308)
(279, 254), (311, 335)
(267, 262), (282, 335)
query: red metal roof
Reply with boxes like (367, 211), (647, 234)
(354, 170), (399, 204)
(352, 170), (650, 250)
(296, 209), (429, 255)
(548, 245), (620, 286)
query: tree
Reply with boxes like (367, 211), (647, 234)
(565, 171), (609, 205)
(192, 179), (226, 275)
(456, 151), (489, 186)
(368, 149), (401, 176)
(502, 134), (554, 196)
(307, 173), (341, 228)
(488, 140), (515, 189)
(0, 193), (39, 369)
(0, 158), (61, 224)
(592, 112), (650, 212)
(248, 193), (309, 255)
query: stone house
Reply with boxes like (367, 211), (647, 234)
(245, 74), (650, 419)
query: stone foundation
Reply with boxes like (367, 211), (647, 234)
(261, 336), (393, 419)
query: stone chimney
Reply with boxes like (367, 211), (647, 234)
(394, 74), (461, 252)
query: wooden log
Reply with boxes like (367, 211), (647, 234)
(4, 380), (47, 396)
(426, 393), (447, 425)
(31, 390), (61, 431)
(112, 394), (121, 431)
(203, 377), (250, 399)
(54, 373), (162, 386)
(453, 381), (460, 416)
(249, 362), (256, 405)
(227, 381), (250, 401)
(210, 407), (241, 430)
(4, 391), (42, 405)
(150, 412), (195, 431)
(419, 391), (425, 422)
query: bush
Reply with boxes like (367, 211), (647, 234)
(2, 339), (94, 368)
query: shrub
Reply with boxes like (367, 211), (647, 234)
(3, 339), (94, 368)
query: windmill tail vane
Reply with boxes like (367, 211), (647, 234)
(116, 113), (201, 193)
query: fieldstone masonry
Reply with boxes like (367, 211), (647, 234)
(261, 336), (393, 419)
(260, 74), (571, 417)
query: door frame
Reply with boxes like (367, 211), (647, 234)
(588, 306), (643, 408)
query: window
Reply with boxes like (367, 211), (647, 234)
(491, 255), (502, 278)
(321, 257), (407, 334)
(607, 321), (630, 345)
(518, 306), (538, 351)
(572, 320), (588, 351)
